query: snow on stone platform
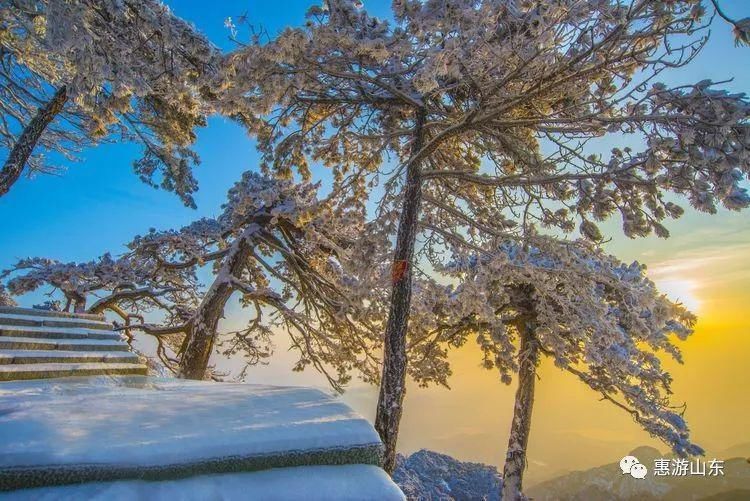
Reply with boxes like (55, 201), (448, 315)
(0, 465), (405, 501)
(0, 376), (386, 492)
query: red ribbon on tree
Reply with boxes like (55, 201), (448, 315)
(391, 260), (409, 284)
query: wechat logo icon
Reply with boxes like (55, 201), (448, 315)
(620, 455), (648, 479)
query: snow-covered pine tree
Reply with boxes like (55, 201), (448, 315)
(0, 0), (219, 205)
(128, 172), (378, 385)
(217, 0), (750, 472)
(407, 237), (699, 500)
(3, 173), (380, 386)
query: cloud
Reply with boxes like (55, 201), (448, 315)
(642, 242), (750, 312)
(647, 243), (750, 286)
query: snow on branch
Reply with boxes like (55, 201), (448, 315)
(215, 0), (749, 246)
(1, 0), (221, 204)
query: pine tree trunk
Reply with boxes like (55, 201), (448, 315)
(178, 234), (253, 379)
(0, 86), (67, 197)
(72, 293), (87, 314)
(178, 283), (234, 379)
(375, 109), (427, 474)
(502, 321), (540, 501)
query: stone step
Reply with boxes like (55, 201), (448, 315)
(0, 350), (140, 365)
(0, 337), (129, 352)
(0, 306), (105, 322)
(0, 325), (121, 341)
(0, 313), (111, 331)
(0, 314), (112, 331)
(0, 362), (148, 381)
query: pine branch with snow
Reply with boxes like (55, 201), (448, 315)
(0, 0), (220, 204)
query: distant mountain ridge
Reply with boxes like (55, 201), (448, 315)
(527, 446), (750, 501)
(393, 447), (750, 500)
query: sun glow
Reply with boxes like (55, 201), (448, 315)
(652, 277), (702, 313)
(645, 257), (712, 314)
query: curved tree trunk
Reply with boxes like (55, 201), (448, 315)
(72, 293), (87, 314)
(502, 321), (540, 501)
(0, 86), (67, 197)
(178, 232), (254, 379)
(178, 282), (235, 379)
(375, 109), (427, 474)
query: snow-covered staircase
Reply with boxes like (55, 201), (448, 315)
(0, 378), (404, 499)
(0, 307), (147, 381)
(0, 308), (404, 499)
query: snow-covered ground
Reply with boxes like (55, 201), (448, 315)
(0, 376), (391, 495)
(0, 465), (404, 500)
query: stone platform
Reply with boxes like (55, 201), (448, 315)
(0, 376), (403, 499)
